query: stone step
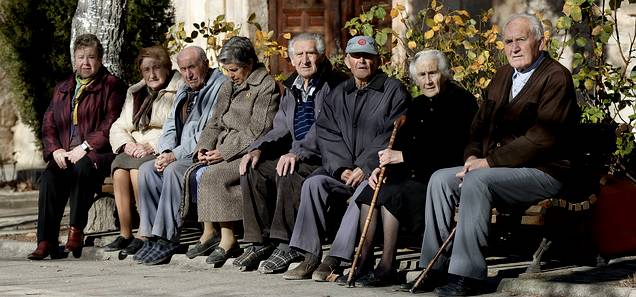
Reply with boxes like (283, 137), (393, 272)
(0, 190), (39, 208)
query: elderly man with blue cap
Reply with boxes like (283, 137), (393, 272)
(283, 35), (409, 280)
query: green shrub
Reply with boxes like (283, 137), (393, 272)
(0, 0), (77, 147)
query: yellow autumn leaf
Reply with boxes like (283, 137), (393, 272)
(479, 77), (486, 85)
(408, 40), (417, 49)
(584, 79), (594, 91)
(390, 8), (399, 18)
(452, 15), (464, 25)
(562, 3), (572, 16)
(462, 40), (474, 49)
(456, 10), (469, 17)
(394, 4), (405, 11)
(255, 30), (264, 41)
(491, 24), (500, 34)
(282, 32), (291, 39)
(476, 54), (486, 65)
(434, 13), (444, 24)
(349, 28), (358, 36)
(495, 41), (505, 50)
(424, 29), (435, 39)
(591, 25), (603, 36)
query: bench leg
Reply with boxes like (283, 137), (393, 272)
(526, 237), (551, 273)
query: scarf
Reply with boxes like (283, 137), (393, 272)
(72, 75), (95, 125)
(133, 87), (159, 131)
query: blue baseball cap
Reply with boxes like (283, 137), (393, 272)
(345, 36), (378, 55)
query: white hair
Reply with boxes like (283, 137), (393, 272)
(503, 13), (544, 41)
(409, 49), (451, 80)
(287, 33), (325, 57)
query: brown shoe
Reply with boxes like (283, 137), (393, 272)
(64, 226), (84, 258)
(283, 258), (320, 280)
(28, 241), (64, 260)
(312, 256), (341, 281)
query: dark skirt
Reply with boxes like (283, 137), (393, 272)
(110, 153), (156, 174)
(355, 179), (427, 238)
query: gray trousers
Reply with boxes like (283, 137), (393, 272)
(289, 173), (353, 257)
(138, 158), (192, 241)
(419, 166), (562, 280)
(328, 181), (368, 261)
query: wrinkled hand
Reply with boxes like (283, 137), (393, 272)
(67, 145), (87, 164)
(340, 169), (353, 183)
(276, 153), (298, 176)
(239, 150), (261, 175)
(125, 143), (153, 158)
(203, 149), (223, 165)
(197, 149), (209, 163)
(345, 167), (365, 188)
(368, 167), (385, 190)
(456, 155), (489, 179)
(132, 143), (154, 158)
(52, 149), (68, 169)
(378, 149), (404, 167)
(154, 152), (176, 172)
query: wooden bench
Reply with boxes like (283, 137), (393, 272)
(459, 187), (602, 273)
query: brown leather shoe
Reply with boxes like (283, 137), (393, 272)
(64, 226), (84, 258)
(283, 258), (320, 280)
(28, 241), (63, 260)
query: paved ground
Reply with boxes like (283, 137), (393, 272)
(1, 189), (635, 297)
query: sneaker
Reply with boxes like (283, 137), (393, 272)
(258, 248), (303, 274)
(103, 236), (133, 252)
(232, 244), (274, 269)
(185, 235), (221, 259)
(312, 256), (342, 281)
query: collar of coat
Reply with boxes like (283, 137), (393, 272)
(232, 63), (269, 92)
(61, 66), (110, 94)
(283, 59), (343, 91)
(343, 71), (387, 94)
(128, 70), (183, 97)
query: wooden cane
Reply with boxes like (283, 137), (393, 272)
(346, 115), (406, 287)
(409, 226), (457, 293)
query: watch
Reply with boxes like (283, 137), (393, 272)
(81, 141), (90, 152)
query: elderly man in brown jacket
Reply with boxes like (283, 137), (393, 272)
(408, 13), (580, 296)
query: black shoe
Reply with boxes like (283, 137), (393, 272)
(433, 274), (482, 296)
(233, 244), (274, 269)
(336, 267), (370, 286)
(400, 269), (447, 292)
(206, 243), (242, 267)
(103, 236), (134, 252)
(185, 235), (221, 259)
(357, 269), (398, 287)
(122, 238), (144, 255)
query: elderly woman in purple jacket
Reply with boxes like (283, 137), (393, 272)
(28, 34), (125, 260)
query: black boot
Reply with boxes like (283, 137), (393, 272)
(433, 274), (483, 296)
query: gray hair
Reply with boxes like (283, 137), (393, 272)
(287, 33), (326, 57)
(503, 13), (544, 41)
(218, 36), (258, 68)
(73, 33), (104, 59)
(409, 49), (451, 80)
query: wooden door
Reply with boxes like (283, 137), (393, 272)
(268, 0), (390, 75)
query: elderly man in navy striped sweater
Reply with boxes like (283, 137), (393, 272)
(236, 33), (347, 274)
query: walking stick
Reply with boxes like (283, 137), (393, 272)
(409, 226), (457, 294)
(347, 115), (406, 287)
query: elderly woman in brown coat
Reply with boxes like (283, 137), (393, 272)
(182, 36), (279, 267)
(102, 46), (183, 255)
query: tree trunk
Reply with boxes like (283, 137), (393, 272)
(71, 0), (127, 78)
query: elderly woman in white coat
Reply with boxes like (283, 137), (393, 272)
(104, 46), (183, 255)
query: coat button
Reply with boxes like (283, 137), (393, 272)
(496, 142), (502, 147)
(412, 136), (416, 140)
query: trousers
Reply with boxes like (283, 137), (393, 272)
(241, 158), (319, 243)
(419, 166), (562, 280)
(137, 158), (191, 241)
(37, 157), (102, 243)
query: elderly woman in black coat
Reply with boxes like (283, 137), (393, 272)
(350, 49), (478, 286)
